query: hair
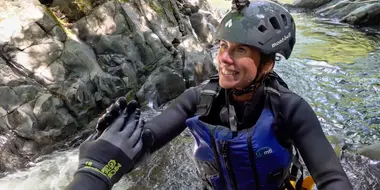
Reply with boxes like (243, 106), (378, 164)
(232, 0), (250, 12)
(261, 53), (276, 65)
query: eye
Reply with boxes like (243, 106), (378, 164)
(237, 47), (246, 53)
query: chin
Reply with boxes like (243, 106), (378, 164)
(219, 78), (237, 89)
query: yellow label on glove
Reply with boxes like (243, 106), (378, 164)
(101, 160), (122, 178)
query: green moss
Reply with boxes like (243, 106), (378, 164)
(149, 1), (165, 17)
(236, 15), (244, 20)
(74, 0), (93, 14)
(142, 63), (157, 73)
(125, 88), (136, 103)
(43, 6), (75, 37)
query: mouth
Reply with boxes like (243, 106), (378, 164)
(221, 68), (239, 76)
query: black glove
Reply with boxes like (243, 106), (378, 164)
(96, 97), (155, 155)
(75, 100), (144, 188)
(94, 97), (134, 139)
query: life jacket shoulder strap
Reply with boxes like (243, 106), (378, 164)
(195, 74), (221, 116)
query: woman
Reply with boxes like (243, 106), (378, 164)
(67, 1), (353, 190)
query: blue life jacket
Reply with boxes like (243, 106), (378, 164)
(185, 73), (303, 190)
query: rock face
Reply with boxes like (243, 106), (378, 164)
(292, 0), (331, 9)
(0, 0), (218, 173)
(287, 0), (380, 28)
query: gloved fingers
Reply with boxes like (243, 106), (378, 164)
(141, 128), (154, 149)
(95, 98), (139, 134)
(83, 133), (97, 143)
(132, 108), (141, 121)
(106, 103), (121, 117)
(121, 107), (140, 131)
(96, 115), (107, 132)
(122, 120), (139, 137)
(132, 132), (143, 153)
(115, 97), (127, 111)
(102, 115), (126, 134)
(129, 123), (143, 147)
(126, 100), (140, 115)
(96, 101), (125, 132)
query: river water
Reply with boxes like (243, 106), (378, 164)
(1, 1), (380, 190)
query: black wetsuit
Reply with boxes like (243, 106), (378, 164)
(67, 77), (353, 190)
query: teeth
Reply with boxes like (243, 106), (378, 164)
(222, 69), (238, 75)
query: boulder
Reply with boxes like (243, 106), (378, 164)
(341, 3), (380, 25)
(0, 0), (220, 173)
(292, 0), (331, 9)
(357, 143), (380, 161)
(136, 66), (186, 108)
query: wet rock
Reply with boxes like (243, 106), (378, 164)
(298, 0), (380, 28)
(137, 66), (186, 108)
(316, 0), (361, 18)
(357, 143), (380, 160)
(0, 134), (29, 173)
(292, 0), (331, 9)
(0, 58), (27, 87)
(326, 135), (346, 158)
(341, 3), (380, 25)
(341, 152), (380, 190)
(190, 13), (213, 44)
(178, 35), (217, 86)
(0, 0), (221, 173)
(50, 25), (67, 42)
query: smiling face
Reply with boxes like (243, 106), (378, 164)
(217, 40), (273, 90)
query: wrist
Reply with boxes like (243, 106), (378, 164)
(76, 159), (115, 188)
(78, 140), (134, 185)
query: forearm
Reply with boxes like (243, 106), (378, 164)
(66, 172), (109, 190)
(145, 87), (200, 152)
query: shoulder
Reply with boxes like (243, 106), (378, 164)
(278, 85), (303, 107)
(277, 85), (315, 121)
(179, 79), (210, 105)
(277, 85), (319, 126)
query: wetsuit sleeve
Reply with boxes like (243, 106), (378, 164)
(285, 97), (353, 190)
(66, 172), (109, 190)
(145, 86), (200, 152)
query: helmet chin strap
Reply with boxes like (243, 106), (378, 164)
(231, 52), (268, 96)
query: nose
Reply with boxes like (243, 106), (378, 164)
(219, 50), (233, 65)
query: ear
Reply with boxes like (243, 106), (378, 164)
(262, 58), (275, 74)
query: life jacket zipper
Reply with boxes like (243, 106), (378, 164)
(222, 141), (238, 190)
(210, 135), (226, 189)
(247, 134), (260, 189)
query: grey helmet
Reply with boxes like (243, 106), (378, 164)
(215, 0), (296, 59)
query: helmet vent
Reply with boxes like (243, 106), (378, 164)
(269, 17), (281, 30)
(258, 25), (267, 33)
(281, 14), (288, 26)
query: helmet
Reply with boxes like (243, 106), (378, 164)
(215, 0), (296, 59)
